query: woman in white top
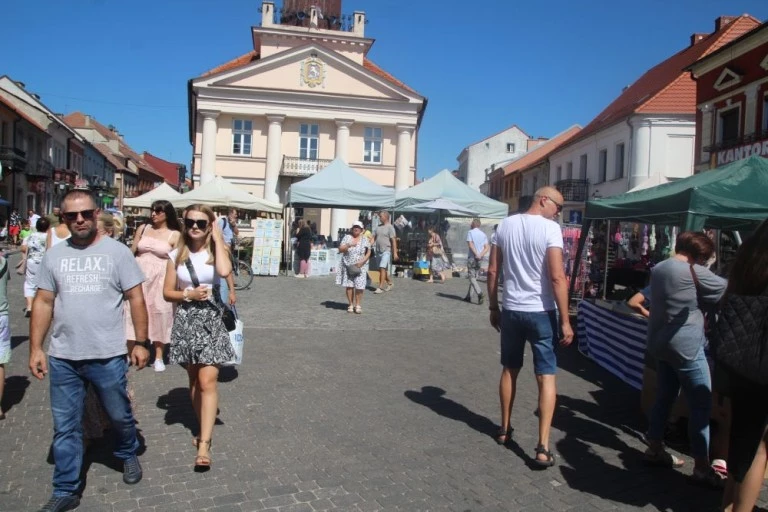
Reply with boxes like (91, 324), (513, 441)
(46, 214), (71, 248)
(163, 204), (233, 472)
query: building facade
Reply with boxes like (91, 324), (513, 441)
(690, 20), (768, 171)
(547, 15), (760, 221)
(189, 1), (426, 236)
(456, 124), (532, 192)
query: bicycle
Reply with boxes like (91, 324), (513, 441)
(231, 240), (254, 290)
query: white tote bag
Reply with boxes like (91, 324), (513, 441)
(223, 307), (244, 366)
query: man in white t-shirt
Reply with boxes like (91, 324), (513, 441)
(464, 219), (489, 304)
(487, 186), (574, 468)
(28, 209), (41, 232)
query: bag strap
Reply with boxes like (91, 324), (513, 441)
(184, 259), (200, 288)
(690, 264), (705, 309)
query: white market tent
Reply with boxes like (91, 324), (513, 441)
(175, 176), (282, 214)
(286, 158), (396, 209)
(395, 169), (509, 218)
(122, 183), (182, 208)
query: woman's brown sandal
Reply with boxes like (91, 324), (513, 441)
(495, 427), (513, 445)
(194, 439), (212, 472)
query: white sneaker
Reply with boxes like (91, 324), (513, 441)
(153, 359), (166, 372)
(374, 288), (384, 294)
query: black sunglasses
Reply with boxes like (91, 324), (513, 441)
(545, 196), (563, 213)
(184, 218), (208, 230)
(152, 206), (165, 214)
(62, 209), (96, 222)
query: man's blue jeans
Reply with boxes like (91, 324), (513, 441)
(646, 347), (712, 459)
(49, 355), (138, 497)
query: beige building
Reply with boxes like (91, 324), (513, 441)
(189, 1), (426, 236)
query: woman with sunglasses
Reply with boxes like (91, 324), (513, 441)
(163, 204), (234, 472)
(126, 200), (181, 372)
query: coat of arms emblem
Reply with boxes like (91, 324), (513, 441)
(301, 57), (325, 88)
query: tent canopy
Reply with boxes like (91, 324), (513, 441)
(122, 183), (181, 208)
(175, 176), (282, 213)
(585, 155), (768, 230)
(408, 198), (478, 217)
(287, 158), (395, 209)
(395, 169), (509, 218)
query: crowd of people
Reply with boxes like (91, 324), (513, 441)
(0, 185), (767, 511)
(0, 191), (242, 511)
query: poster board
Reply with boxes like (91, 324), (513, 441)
(251, 218), (284, 277)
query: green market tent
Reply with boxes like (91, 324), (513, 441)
(286, 158), (395, 209)
(585, 155), (768, 231)
(395, 169), (509, 218)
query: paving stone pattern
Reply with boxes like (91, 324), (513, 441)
(1, 258), (767, 511)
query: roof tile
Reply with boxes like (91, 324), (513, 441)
(502, 125), (583, 176)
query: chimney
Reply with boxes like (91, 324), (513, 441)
(353, 11), (366, 36)
(715, 16), (737, 32)
(261, 1), (274, 28)
(84, 114), (91, 127)
(690, 33), (707, 46)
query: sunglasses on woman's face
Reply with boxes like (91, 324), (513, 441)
(184, 218), (208, 230)
(152, 206), (165, 214)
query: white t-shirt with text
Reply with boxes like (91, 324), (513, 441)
(493, 214), (563, 312)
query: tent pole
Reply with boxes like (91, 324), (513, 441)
(602, 220), (610, 300)
(568, 218), (591, 301)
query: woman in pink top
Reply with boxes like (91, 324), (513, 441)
(126, 200), (181, 371)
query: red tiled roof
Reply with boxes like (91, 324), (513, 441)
(363, 58), (416, 93)
(200, 50), (260, 77)
(0, 95), (48, 132)
(563, 14), (761, 149)
(502, 125), (583, 176)
(143, 152), (181, 187)
(94, 143), (127, 171)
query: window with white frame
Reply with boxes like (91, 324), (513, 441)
(598, 149), (607, 183)
(566, 161), (573, 179)
(615, 143), (625, 179)
(718, 106), (740, 144)
(363, 127), (382, 164)
(506, 143), (515, 153)
(299, 123), (319, 160)
(232, 119), (252, 156)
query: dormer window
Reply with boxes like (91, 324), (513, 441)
(506, 143), (515, 153)
(713, 68), (742, 92)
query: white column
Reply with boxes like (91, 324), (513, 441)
(330, 119), (354, 239)
(200, 110), (219, 185)
(744, 84), (760, 136)
(629, 119), (651, 190)
(700, 104), (713, 166)
(394, 124), (414, 192)
(264, 114), (284, 203)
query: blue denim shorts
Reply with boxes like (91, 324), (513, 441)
(378, 251), (391, 268)
(500, 309), (559, 375)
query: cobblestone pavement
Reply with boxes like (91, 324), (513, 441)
(1, 257), (766, 511)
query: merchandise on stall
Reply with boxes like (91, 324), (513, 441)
(251, 218), (284, 276)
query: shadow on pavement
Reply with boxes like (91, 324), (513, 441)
(554, 391), (722, 510)
(320, 300), (349, 311)
(404, 385), (497, 439)
(157, 387), (200, 436)
(1, 375), (29, 414)
(10, 335), (27, 350)
(77, 429), (147, 496)
(435, 292), (467, 302)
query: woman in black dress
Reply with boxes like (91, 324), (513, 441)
(721, 218), (768, 511)
(295, 219), (313, 278)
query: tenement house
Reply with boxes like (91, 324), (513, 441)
(689, 19), (768, 170)
(189, 0), (426, 237)
(547, 15), (759, 222)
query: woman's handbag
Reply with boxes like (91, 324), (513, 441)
(223, 306), (244, 366)
(184, 259), (237, 332)
(709, 286), (768, 385)
(431, 235), (444, 256)
(346, 262), (362, 277)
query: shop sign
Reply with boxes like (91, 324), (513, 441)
(716, 139), (768, 166)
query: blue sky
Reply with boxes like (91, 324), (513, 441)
(4, 0), (768, 180)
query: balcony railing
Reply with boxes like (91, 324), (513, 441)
(281, 156), (333, 177)
(703, 131), (768, 153)
(27, 159), (53, 179)
(0, 146), (26, 172)
(556, 179), (589, 202)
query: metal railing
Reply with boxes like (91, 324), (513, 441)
(0, 146), (26, 171)
(556, 179), (589, 202)
(27, 159), (53, 179)
(275, 10), (361, 31)
(703, 131), (768, 153)
(281, 156), (333, 177)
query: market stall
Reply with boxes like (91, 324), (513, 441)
(122, 183), (182, 209)
(572, 155), (768, 396)
(174, 176), (283, 213)
(285, 158), (396, 276)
